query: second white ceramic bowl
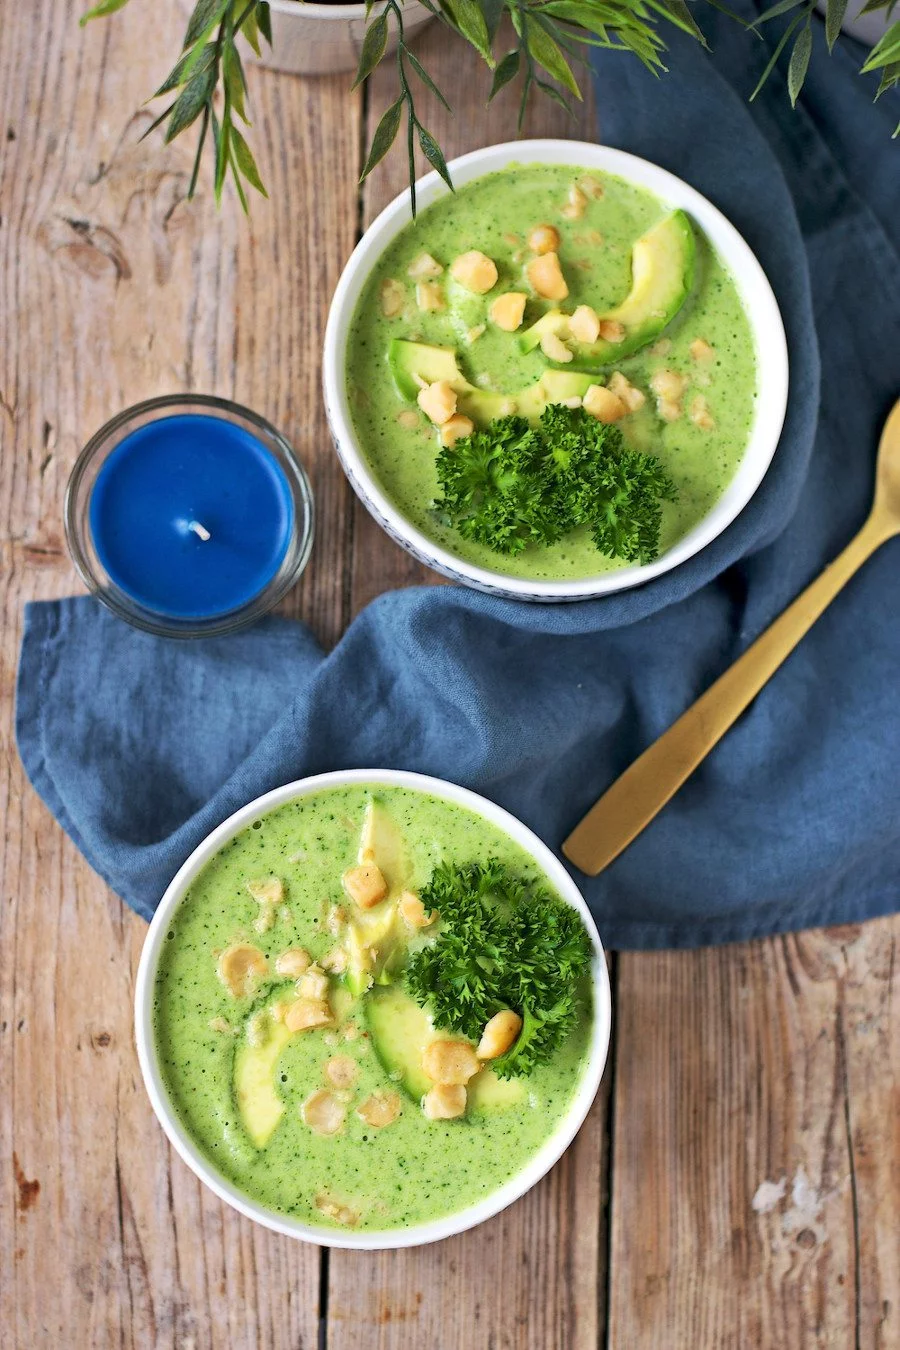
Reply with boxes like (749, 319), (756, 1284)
(250, 0), (433, 76)
(134, 769), (611, 1249)
(324, 138), (789, 601)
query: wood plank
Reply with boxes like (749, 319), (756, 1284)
(330, 29), (610, 1350)
(609, 920), (899, 1349)
(0, 0), (362, 1341)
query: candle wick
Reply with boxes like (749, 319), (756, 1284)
(188, 520), (211, 541)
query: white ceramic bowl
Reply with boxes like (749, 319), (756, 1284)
(324, 138), (789, 601)
(249, 0), (433, 76)
(134, 769), (611, 1249)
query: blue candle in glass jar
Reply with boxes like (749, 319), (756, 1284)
(66, 397), (314, 638)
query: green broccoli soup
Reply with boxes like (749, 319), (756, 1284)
(345, 162), (758, 579)
(153, 785), (595, 1234)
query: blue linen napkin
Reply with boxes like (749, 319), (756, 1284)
(16, 0), (900, 947)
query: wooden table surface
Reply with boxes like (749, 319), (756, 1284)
(2, 4), (898, 1347)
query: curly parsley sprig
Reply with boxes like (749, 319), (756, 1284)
(405, 860), (593, 1078)
(433, 404), (677, 564)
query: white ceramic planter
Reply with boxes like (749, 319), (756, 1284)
(323, 139), (790, 602)
(135, 769), (611, 1250)
(250, 0), (433, 76)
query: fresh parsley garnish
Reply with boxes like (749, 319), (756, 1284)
(433, 404), (677, 565)
(405, 860), (593, 1079)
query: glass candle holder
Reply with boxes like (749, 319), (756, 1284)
(65, 394), (315, 639)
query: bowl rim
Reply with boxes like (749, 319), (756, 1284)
(134, 768), (611, 1250)
(267, 0), (422, 19)
(323, 137), (790, 601)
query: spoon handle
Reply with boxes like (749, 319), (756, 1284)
(563, 515), (894, 876)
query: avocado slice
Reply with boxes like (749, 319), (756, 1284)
(365, 985), (526, 1112)
(233, 1004), (293, 1148)
(388, 339), (595, 427)
(344, 798), (411, 995)
(520, 211), (696, 369)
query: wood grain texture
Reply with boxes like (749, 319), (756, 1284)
(2, 1), (898, 1348)
(609, 923), (899, 1350)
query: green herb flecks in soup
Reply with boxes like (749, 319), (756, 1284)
(346, 163), (757, 579)
(153, 786), (594, 1233)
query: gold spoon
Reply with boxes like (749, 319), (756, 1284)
(563, 398), (900, 876)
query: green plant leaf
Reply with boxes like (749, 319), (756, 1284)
(749, 10), (802, 97)
(861, 18), (900, 68)
(154, 40), (216, 98)
(525, 16), (582, 96)
(352, 12), (388, 88)
(231, 124), (268, 195)
(164, 61), (217, 140)
(489, 48), (520, 98)
(242, 5), (261, 53)
(257, 1), (273, 44)
(479, 0), (505, 40)
(406, 49), (453, 110)
(183, 0), (227, 49)
(825, 0), (849, 49)
(359, 96), (404, 180)
(787, 20), (812, 104)
(80, 0), (131, 24)
(213, 109), (230, 203)
(449, 0), (494, 62)
(644, 0), (708, 44)
(223, 40), (248, 121)
(859, 0), (891, 14)
(536, 77), (575, 113)
(188, 105), (210, 198)
(752, 0), (804, 27)
(417, 124), (453, 187)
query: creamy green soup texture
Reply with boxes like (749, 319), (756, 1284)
(346, 162), (758, 579)
(154, 786), (593, 1233)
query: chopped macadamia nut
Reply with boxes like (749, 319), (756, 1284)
(526, 252), (569, 301)
(689, 394), (716, 430)
(379, 278), (405, 318)
(415, 281), (444, 312)
(489, 292), (528, 332)
(342, 861), (389, 908)
(325, 1055), (359, 1090)
(302, 1090), (345, 1136)
(690, 338), (715, 363)
(576, 174), (604, 200)
(422, 1039), (481, 1085)
(285, 998), (333, 1033)
(247, 877), (283, 933)
(208, 1016), (232, 1034)
(650, 369), (687, 402)
(343, 1021), (360, 1042)
(527, 224), (560, 255)
(357, 1091), (402, 1129)
(407, 252), (443, 280)
(297, 967), (330, 1001)
(569, 304), (600, 345)
(561, 183), (588, 220)
(440, 414), (474, 448)
(217, 944), (267, 999)
(316, 1194), (359, 1226)
(598, 319), (625, 344)
(477, 1009), (524, 1060)
(450, 250), (498, 294)
(583, 384), (627, 423)
(416, 380), (457, 427)
(327, 904), (348, 935)
(397, 409), (420, 430)
(540, 331), (573, 364)
(649, 337), (672, 357)
(465, 324), (486, 344)
(608, 371), (646, 412)
(275, 948), (311, 978)
(398, 890), (437, 929)
(320, 947), (349, 975)
(658, 399), (683, 423)
(502, 232), (520, 247)
(423, 1083), (467, 1120)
